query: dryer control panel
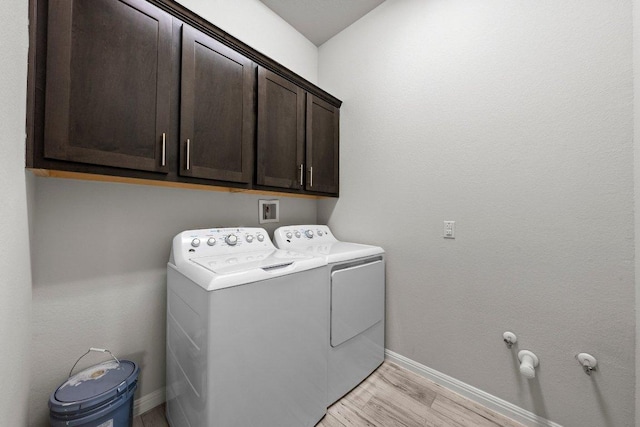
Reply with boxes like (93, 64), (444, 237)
(274, 225), (337, 246)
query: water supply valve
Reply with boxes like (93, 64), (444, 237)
(577, 353), (597, 376)
(518, 350), (539, 379)
(502, 331), (517, 349)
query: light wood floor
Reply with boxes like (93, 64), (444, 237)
(134, 361), (524, 427)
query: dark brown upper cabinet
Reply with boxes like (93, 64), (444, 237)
(257, 67), (340, 196)
(179, 25), (254, 184)
(306, 95), (339, 194)
(256, 67), (305, 191)
(43, 0), (172, 173)
(28, 0), (341, 196)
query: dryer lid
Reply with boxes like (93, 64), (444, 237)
(289, 241), (384, 264)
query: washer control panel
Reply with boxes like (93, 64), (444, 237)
(274, 225), (337, 247)
(178, 227), (273, 257)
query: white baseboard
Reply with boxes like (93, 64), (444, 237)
(384, 349), (562, 427)
(134, 387), (166, 417)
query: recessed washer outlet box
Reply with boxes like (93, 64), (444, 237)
(259, 199), (279, 223)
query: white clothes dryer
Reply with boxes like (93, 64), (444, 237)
(274, 225), (385, 406)
(166, 227), (328, 427)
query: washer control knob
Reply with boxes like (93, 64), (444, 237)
(191, 238), (201, 247)
(207, 237), (216, 246)
(317, 230), (324, 236)
(257, 234), (265, 242)
(225, 234), (238, 246)
(286, 232), (293, 239)
(246, 235), (254, 243)
(294, 231), (301, 238)
(305, 230), (314, 238)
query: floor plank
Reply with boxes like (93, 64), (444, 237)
(371, 364), (437, 408)
(362, 394), (426, 426)
(326, 362), (524, 427)
(382, 363), (523, 427)
(317, 412), (348, 427)
(329, 399), (378, 426)
(431, 394), (499, 427)
(342, 381), (376, 409)
(371, 382), (435, 423)
(421, 405), (466, 427)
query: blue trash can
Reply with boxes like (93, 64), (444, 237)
(49, 349), (139, 427)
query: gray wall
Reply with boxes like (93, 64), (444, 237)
(0, 0), (32, 425)
(27, 1), (319, 425)
(635, 0), (640, 423)
(318, 1), (635, 426)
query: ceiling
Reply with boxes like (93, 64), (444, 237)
(258, 0), (386, 46)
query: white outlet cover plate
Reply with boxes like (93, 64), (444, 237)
(444, 221), (455, 239)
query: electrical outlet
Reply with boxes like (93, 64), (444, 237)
(444, 221), (455, 239)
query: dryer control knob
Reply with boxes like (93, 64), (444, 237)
(286, 232), (293, 239)
(191, 238), (201, 247)
(317, 230), (324, 236)
(294, 231), (301, 238)
(207, 237), (216, 246)
(305, 230), (314, 238)
(246, 235), (254, 243)
(257, 234), (265, 242)
(225, 234), (238, 246)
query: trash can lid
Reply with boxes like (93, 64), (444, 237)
(54, 360), (136, 404)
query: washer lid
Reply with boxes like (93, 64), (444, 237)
(51, 360), (138, 414)
(185, 249), (326, 291)
(191, 249), (311, 275)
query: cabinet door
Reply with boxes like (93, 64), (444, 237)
(256, 67), (305, 190)
(44, 0), (172, 172)
(306, 95), (339, 194)
(180, 26), (254, 183)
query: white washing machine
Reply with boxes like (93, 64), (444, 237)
(166, 227), (328, 427)
(274, 225), (385, 406)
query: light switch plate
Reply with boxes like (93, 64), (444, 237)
(444, 221), (455, 239)
(259, 199), (279, 223)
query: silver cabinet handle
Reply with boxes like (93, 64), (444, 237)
(309, 166), (313, 187)
(161, 133), (166, 166)
(186, 139), (191, 170)
(299, 164), (304, 186)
